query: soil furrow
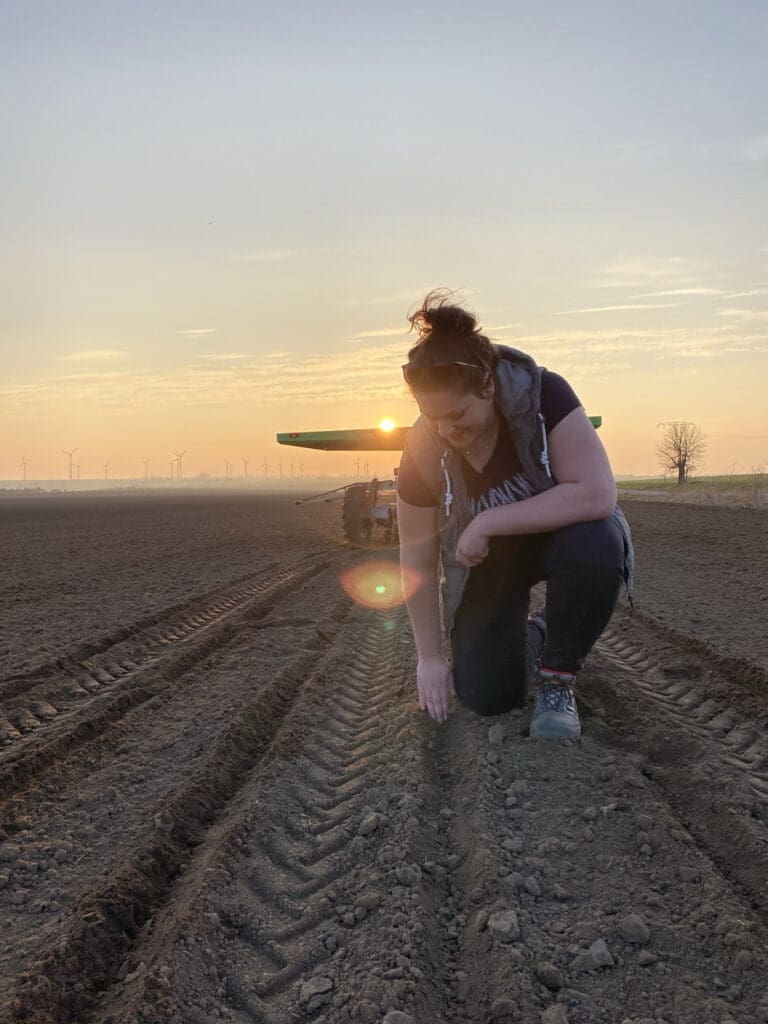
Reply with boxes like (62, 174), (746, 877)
(0, 554), (340, 803)
(0, 548), (345, 735)
(2, 599), (357, 1022)
(80, 608), (401, 1024)
(581, 613), (768, 918)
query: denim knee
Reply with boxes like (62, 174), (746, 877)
(453, 664), (527, 716)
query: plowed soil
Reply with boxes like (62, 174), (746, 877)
(1, 493), (767, 1024)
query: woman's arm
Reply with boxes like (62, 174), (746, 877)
(398, 496), (453, 721)
(456, 407), (617, 567)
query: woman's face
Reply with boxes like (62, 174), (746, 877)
(414, 383), (494, 449)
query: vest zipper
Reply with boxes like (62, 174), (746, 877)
(538, 412), (552, 479)
(440, 450), (453, 518)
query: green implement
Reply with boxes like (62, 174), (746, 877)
(276, 417), (601, 453)
(276, 427), (410, 452)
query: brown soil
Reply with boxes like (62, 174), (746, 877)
(1, 494), (767, 1024)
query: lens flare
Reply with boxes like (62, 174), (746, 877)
(378, 418), (396, 432)
(338, 560), (421, 610)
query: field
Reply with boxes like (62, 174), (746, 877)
(1, 492), (768, 1024)
(618, 472), (768, 508)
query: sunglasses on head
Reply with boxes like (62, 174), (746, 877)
(401, 361), (489, 387)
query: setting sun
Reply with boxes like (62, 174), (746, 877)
(379, 418), (396, 432)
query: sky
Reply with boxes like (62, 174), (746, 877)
(1, 0), (766, 481)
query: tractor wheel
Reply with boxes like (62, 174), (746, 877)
(342, 484), (373, 546)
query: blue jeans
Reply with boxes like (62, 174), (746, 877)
(450, 516), (628, 716)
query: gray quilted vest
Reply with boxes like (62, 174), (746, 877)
(403, 344), (634, 633)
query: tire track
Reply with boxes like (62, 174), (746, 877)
(3, 598), (357, 1024)
(0, 551), (346, 804)
(582, 615), (768, 919)
(86, 608), (406, 1024)
(0, 545), (345, 727)
(596, 622), (768, 804)
(30, 602), (768, 1024)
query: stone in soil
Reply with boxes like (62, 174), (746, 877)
(618, 914), (651, 944)
(487, 909), (521, 940)
(570, 938), (615, 971)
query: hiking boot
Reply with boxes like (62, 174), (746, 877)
(529, 666), (581, 740)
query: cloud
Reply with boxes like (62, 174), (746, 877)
(714, 307), (768, 322)
(6, 313), (766, 417)
(345, 327), (409, 343)
(228, 242), (364, 264)
(172, 328), (218, 336)
(198, 353), (251, 361)
(588, 256), (708, 291)
(343, 285), (481, 308)
(57, 349), (129, 362)
(631, 288), (725, 298)
(722, 288), (768, 299)
(554, 303), (684, 315)
(738, 135), (768, 162)
(228, 249), (300, 263)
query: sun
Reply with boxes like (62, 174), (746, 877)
(378, 418), (396, 432)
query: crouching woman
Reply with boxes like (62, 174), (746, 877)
(397, 290), (633, 739)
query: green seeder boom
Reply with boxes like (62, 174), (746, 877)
(276, 417), (601, 454)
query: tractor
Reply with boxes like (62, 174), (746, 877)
(277, 418), (603, 547)
(276, 426), (408, 546)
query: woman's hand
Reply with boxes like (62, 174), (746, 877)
(456, 518), (490, 567)
(416, 655), (454, 723)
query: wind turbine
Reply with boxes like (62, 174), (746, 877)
(262, 459), (269, 480)
(242, 458), (250, 479)
(62, 448), (78, 481)
(225, 460), (232, 479)
(103, 463), (110, 480)
(173, 450), (186, 479)
(142, 459), (149, 480)
(19, 458), (28, 482)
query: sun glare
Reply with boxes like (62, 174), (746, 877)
(378, 418), (396, 432)
(338, 561), (420, 611)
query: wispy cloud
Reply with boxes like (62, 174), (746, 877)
(198, 352), (251, 361)
(172, 328), (218, 337)
(554, 303), (683, 315)
(228, 242), (364, 264)
(738, 135), (768, 162)
(588, 256), (708, 291)
(228, 250), (300, 263)
(345, 327), (408, 343)
(722, 288), (768, 299)
(343, 285), (480, 308)
(6, 313), (766, 417)
(714, 307), (768, 322)
(631, 288), (725, 298)
(57, 349), (129, 362)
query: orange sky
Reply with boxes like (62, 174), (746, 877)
(1, 5), (766, 481)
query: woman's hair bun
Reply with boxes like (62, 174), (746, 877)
(408, 288), (479, 340)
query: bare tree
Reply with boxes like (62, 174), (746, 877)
(656, 421), (706, 484)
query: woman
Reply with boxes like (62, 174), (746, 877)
(397, 290), (633, 739)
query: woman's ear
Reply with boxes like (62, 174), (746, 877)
(481, 376), (495, 401)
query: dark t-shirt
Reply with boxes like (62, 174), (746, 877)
(397, 370), (581, 512)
